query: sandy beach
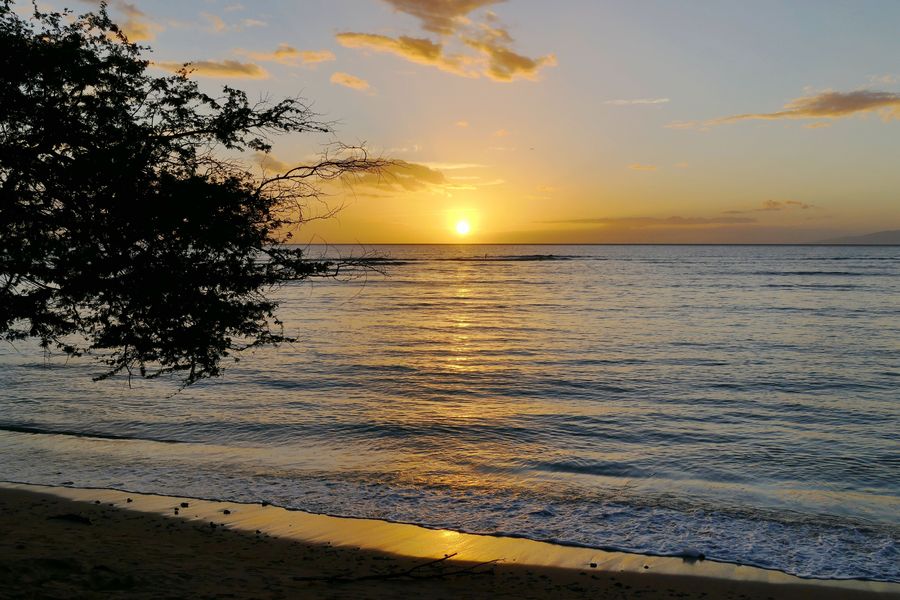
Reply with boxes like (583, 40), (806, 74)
(1, 483), (896, 599)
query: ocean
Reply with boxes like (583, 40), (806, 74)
(1, 244), (897, 581)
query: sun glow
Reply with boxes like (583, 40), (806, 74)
(455, 220), (471, 236)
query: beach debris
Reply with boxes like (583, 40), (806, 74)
(48, 513), (92, 525)
(292, 552), (501, 583)
(126, 498), (133, 503)
(174, 508), (179, 515)
(94, 500), (101, 504)
(260, 501), (270, 507)
(180, 502), (190, 508)
(223, 509), (231, 515)
(589, 562), (597, 568)
(61, 481), (74, 485)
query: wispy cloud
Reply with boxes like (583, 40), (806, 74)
(254, 152), (292, 173)
(420, 162), (485, 170)
(462, 24), (557, 82)
(382, 0), (503, 35)
(203, 12), (228, 32)
(664, 121), (702, 130)
(455, 120), (470, 128)
(870, 74), (898, 85)
(543, 216), (756, 227)
(347, 161), (447, 192)
(296, 50), (338, 64)
(330, 71), (371, 91)
(239, 44), (335, 66)
(337, 1), (555, 82)
(346, 160), (504, 194)
(605, 98), (670, 106)
(628, 163), (657, 172)
(202, 12), (266, 33)
(673, 89), (900, 129)
(79, 0), (162, 40)
(117, 1), (162, 40)
(723, 200), (815, 215)
(335, 33), (474, 77)
(155, 59), (268, 79)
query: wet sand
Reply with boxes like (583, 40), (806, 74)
(1, 483), (896, 599)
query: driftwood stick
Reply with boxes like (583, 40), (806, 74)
(293, 552), (502, 583)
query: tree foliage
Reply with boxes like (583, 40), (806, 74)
(0, 2), (384, 386)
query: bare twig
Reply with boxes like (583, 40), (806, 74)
(292, 553), (502, 584)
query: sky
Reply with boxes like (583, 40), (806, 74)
(35, 1), (900, 242)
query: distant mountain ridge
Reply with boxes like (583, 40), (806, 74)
(819, 230), (900, 245)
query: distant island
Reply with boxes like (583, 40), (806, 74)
(819, 230), (900, 245)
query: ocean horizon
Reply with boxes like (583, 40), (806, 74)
(1, 244), (898, 582)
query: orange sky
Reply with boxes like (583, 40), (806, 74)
(58, 0), (900, 243)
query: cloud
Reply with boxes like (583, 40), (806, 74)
(492, 128), (510, 137)
(703, 90), (900, 127)
(382, 0), (504, 35)
(330, 71), (371, 91)
(240, 45), (336, 66)
(804, 122), (832, 129)
(420, 162), (485, 170)
(870, 74), (898, 85)
(155, 60), (269, 79)
(664, 120), (703, 130)
(344, 160), (498, 196)
(79, 0), (162, 40)
(117, 1), (162, 40)
(544, 216), (756, 227)
(605, 98), (670, 106)
(462, 26), (557, 81)
(724, 200), (815, 214)
(202, 12), (266, 33)
(254, 152), (293, 173)
(297, 50), (337, 64)
(386, 144), (421, 153)
(348, 161), (448, 192)
(455, 120), (470, 128)
(337, 2), (554, 83)
(628, 163), (657, 171)
(335, 33), (474, 77)
(203, 12), (228, 32)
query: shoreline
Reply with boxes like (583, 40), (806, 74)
(1, 482), (897, 599)
(1, 479), (892, 585)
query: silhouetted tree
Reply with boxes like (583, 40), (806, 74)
(0, 2), (385, 386)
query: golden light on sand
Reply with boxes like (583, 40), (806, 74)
(455, 220), (471, 236)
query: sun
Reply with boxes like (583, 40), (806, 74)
(455, 220), (471, 236)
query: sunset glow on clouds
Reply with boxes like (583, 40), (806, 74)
(155, 59), (269, 79)
(329, 71), (371, 91)
(60, 0), (900, 243)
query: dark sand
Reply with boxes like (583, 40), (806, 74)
(0, 487), (896, 599)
